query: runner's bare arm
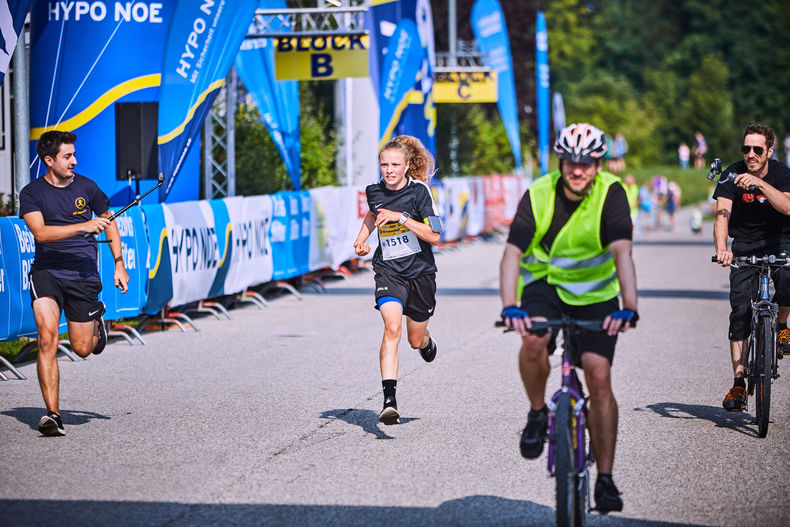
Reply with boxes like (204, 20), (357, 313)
(22, 210), (110, 242)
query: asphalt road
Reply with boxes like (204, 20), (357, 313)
(1, 210), (789, 527)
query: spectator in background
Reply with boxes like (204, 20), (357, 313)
(665, 181), (681, 231)
(614, 133), (628, 172)
(623, 174), (639, 228)
(637, 181), (653, 232)
(783, 133), (790, 167)
(678, 142), (690, 170)
(694, 131), (708, 168)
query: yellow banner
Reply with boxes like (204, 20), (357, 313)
(275, 35), (370, 81)
(434, 71), (498, 103)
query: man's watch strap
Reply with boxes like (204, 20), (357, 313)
(399, 212), (410, 224)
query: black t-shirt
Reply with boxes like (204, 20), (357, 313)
(366, 178), (438, 278)
(507, 179), (632, 253)
(18, 174), (110, 282)
(711, 159), (790, 241)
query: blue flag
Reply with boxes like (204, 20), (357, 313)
(0, 0), (32, 86)
(378, 18), (423, 146)
(235, 0), (301, 190)
(536, 12), (550, 175)
(471, 0), (522, 173)
(158, 0), (258, 201)
(369, 0), (436, 156)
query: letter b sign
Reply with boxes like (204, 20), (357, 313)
(311, 54), (334, 77)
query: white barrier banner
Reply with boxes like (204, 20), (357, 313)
(223, 195), (274, 293)
(312, 185), (376, 269)
(308, 187), (335, 272)
(465, 177), (486, 237)
(441, 178), (470, 242)
(502, 175), (524, 223)
(165, 202), (220, 307)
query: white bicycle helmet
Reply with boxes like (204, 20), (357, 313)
(554, 123), (607, 163)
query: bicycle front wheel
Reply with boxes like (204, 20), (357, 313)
(755, 315), (773, 437)
(553, 392), (585, 527)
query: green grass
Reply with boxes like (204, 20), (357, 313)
(1, 338), (34, 364)
(625, 165), (712, 205)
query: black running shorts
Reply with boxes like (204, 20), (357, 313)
(520, 278), (619, 363)
(29, 268), (103, 323)
(374, 272), (437, 322)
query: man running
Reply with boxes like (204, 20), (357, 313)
(19, 130), (128, 436)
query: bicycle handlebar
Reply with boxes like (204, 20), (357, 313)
(711, 254), (790, 266)
(495, 318), (634, 332)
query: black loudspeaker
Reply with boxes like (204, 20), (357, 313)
(115, 102), (158, 180)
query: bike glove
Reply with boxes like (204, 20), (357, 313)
(502, 305), (528, 320)
(609, 309), (639, 327)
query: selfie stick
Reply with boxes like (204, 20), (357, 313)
(86, 172), (165, 241)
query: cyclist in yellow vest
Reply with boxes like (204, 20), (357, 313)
(499, 123), (638, 514)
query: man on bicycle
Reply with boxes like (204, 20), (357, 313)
(713, 122), (790, 411)
(499, 123), (638, 513)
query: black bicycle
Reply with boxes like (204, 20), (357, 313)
(713, 254), (787, 437)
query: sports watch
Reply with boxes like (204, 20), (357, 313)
(399, 212), (410, 224)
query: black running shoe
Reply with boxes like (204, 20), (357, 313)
(379, 396), (400, 425)
(594, 475), (623, 513)
(91, 303), (107, 355)
(38, 412), (65, 437)
(418, 338), (437, 363)
(519, 406), (548, 459)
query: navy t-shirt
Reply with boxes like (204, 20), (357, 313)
(366, 177), (439, 278)
(712, 159), (790, 241)
(18, 174), (110, 282)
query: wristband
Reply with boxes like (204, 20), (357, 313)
(114, 256), (124, 264)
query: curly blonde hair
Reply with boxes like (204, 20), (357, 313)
(378, 135), (435, 182)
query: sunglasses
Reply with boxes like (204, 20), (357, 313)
(741, 145), (765, 156)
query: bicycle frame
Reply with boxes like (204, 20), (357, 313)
(546, 330), (592, 508)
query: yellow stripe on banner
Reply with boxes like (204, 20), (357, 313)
(371, 0), (398, 4)
(30, 74), (161, 140)
(217, 223), (232, 268)
(157, 79), (226, 144)
(378, 89), (421, 148)
(148, 228), (168, 280)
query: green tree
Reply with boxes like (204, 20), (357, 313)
(235, 83), (337, 196)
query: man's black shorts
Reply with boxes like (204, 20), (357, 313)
(29, 268), (103, 323)
(374, 272), (436, 322)
(520, 279), (619, 363)
(728, 236), (790, 340)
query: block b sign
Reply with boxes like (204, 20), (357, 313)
(275, 35), (370, 81)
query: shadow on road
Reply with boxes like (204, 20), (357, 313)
(636, 402), (757, 437)
(0, 496), (698, 526)
(320, 408), (420, 440)
(0, 407), (111, 431)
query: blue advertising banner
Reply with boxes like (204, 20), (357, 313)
(536, 12), (550, 175)
(269, 192), (293, 280)
(378, 18), (423, 146)
(471, 0), (522, 173)
(28, 1), (197, 204)
(235, 0), (301, 190)
(97, 206), (148, 319)
(370, 0), (435, 154)
(0, 217), (65, 340)
(293, 191), (311, 276)
(141, 203), (173, 314)
(0, 0), (33, 86)
(395, 0), (436, 156)
(157, 0), (258, 201)
(207, 198), (232, 298)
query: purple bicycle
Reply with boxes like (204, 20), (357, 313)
(498, 316), (632, 526)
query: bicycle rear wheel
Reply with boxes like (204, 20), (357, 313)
(554, 392), (585, 527)
(755, 315), (772, 437)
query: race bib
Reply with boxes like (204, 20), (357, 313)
(378, 223), (421, 261)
